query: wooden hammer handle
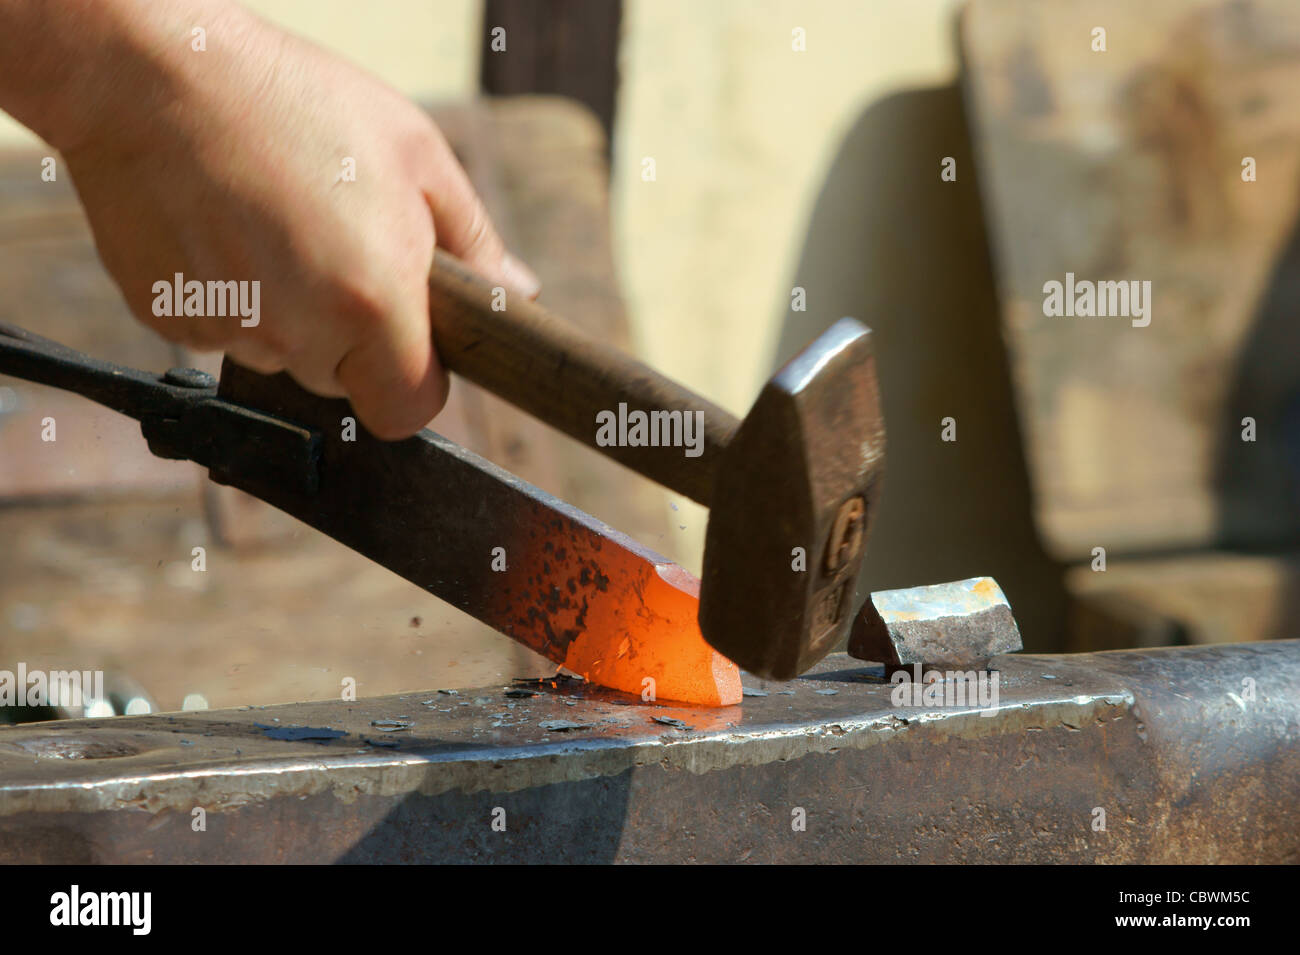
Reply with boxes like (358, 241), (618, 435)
(427, 251), (737, 505)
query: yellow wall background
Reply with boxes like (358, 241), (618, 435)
(613, 0), (962, 560)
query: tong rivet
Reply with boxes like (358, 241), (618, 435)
(164, 367), (216, 389)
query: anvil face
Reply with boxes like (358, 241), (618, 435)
(0, 643), (1294, 863)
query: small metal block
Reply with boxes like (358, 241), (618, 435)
(848, 576), (1022, 669)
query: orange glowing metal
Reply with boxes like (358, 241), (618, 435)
(502, 522), (741, 707)
(561, 564), (742, 707)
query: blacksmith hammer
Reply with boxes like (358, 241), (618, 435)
(423, 253), (886, 680)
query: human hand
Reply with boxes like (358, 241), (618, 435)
(5, 0), (538, 438)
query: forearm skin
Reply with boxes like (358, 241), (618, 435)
(0, 0), (237, 151)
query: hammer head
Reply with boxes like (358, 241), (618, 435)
(700, 318), (884, 680)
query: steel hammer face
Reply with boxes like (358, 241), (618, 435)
(700, 318), (885, 680)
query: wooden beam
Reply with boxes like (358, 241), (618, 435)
(480, 0), (622, 154)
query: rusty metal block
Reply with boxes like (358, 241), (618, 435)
(849, 576), (1022, 668)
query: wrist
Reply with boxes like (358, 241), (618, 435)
(0, 0), (245, 154)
